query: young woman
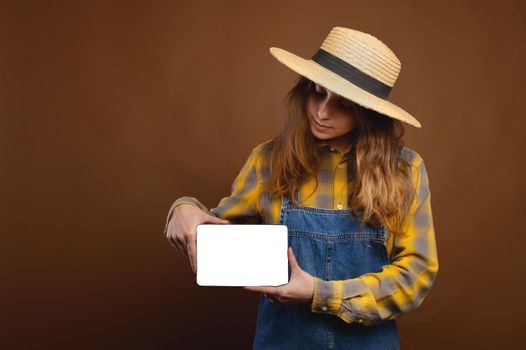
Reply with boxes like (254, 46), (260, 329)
(164, 27), (438, 350)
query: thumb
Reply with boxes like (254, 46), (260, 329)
(288, 247), (300, 271)
(204, 214), (230, 224)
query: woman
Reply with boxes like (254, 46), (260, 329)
(164, 27), (438, 350)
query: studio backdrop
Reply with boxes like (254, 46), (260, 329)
(1, 1), (525, 349)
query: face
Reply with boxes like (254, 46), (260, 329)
(306, 82), (357, 150)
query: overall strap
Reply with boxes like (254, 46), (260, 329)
(281, 189), (301, 208)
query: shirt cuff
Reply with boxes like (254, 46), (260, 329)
(172, 196), (209, 213)
(311, 277), (343, 315)
(163, 196), (210, 235)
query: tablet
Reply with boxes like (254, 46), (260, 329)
(196, 224), (289, 287)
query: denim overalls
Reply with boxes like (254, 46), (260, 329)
(252, 195), (399, 350)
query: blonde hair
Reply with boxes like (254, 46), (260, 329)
(263, 76), (415, 236)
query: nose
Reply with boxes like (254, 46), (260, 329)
(317, 97), (334, 120)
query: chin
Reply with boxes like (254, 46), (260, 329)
(311, 128), (332, 140)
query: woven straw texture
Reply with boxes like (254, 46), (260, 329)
(270, 27), (421, 128)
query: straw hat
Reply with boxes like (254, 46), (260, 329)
(269, 27), (421, 128)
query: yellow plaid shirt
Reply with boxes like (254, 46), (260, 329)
(165, 140), (438, 325)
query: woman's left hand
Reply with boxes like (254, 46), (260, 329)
(244, 247), (314, 304)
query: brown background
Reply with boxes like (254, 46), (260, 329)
(1, 0), (525, 349)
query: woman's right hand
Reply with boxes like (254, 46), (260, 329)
(165, 204), (229, 274)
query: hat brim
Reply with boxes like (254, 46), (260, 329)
(269, 47), (421, 128)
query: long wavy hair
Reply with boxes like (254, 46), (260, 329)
(263, 76), (415, 236)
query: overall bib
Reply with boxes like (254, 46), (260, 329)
(253, 195), (399, 350)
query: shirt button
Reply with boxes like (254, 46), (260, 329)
(321, 306), (328, 311)
(337, 163), (344, 168)
(337, 203), (343, 209)
(357, 318), (364, 323)
(329, 147), (335, 152)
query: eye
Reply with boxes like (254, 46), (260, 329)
(313, 84), (326, 97)
(338, 97), (354, 110)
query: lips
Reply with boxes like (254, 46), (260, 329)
(312, 118), (330, 129)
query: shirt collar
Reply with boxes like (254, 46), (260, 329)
(314, 139), (353, 155)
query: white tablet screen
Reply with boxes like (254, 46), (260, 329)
(196, 224), (289, 287)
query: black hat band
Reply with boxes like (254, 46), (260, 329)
(311, 49), (392, 99)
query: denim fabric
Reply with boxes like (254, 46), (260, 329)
(252, 196), (399, 350)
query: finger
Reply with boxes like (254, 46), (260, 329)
(288, 247), (299, 270)
(165, 222), (182, 253)
(244, 286), (278, 294)
(267, 294), (280, 304)
(186, 236), (197, 274)
(175, 236), (188, 256)
(166, 236), (180, 252)
(166, 231), (185, 254)
(174, 238), (186, 254)
(263, 293), (277, 304)
(204, 214), (230, 224)
(270, 294), (285, 305)
(165, 229), (181, 253)
(275, 296), (286, 304)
